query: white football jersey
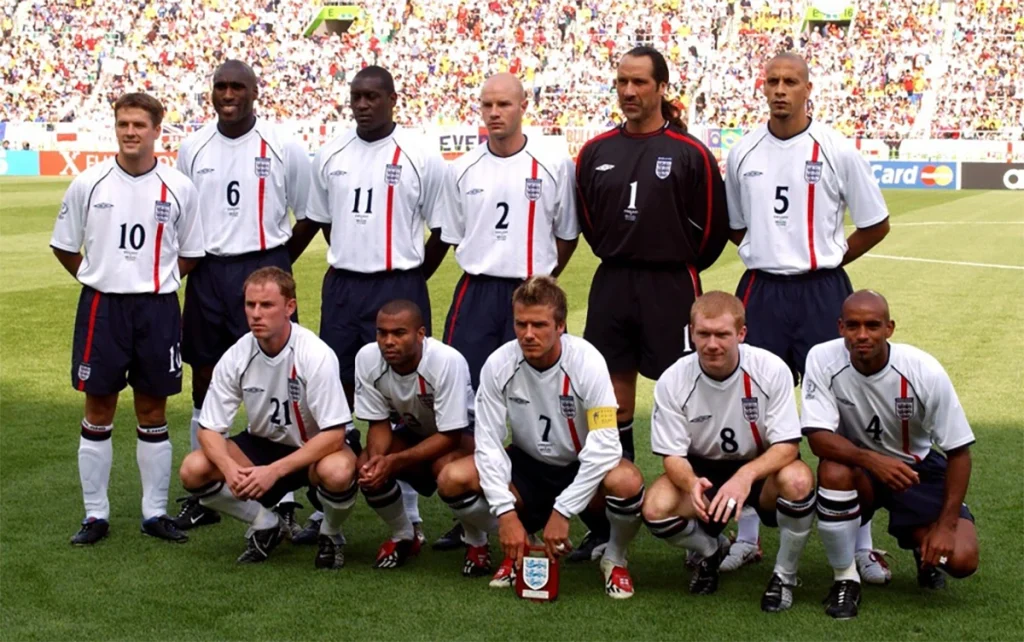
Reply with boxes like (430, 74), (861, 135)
(726, 120), (888, 274)
(651, 344), (802, 461)
(200, 323), (354, 448)
(50, 158), (205, 294)
(354, 337), (475, 438)
(801, 339), (975, 464)
(475, 334), (621, 518)
(441, 138), (580, 278)
(176, 119), (311, 256)
(307, 126), (445, 272)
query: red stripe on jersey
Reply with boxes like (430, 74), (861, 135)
(741, 271), (757, 308)
(900, 376), (920, 463)
(418, 375), (427, 395)
(257, 139), (268, 251)
(563, 374), (582, 452)
(806, 141), (820, 271)
(385, 145), (402, 271)
(526, 158), (539, 278)
(153, 183), (167, 293)
(743, 373), (764, 452)
(291, 365), (308, 443)
(77, 291), (102, 391)
(664, 130), (715, 255)
(445, 274), (471, 344)
(687, 265), (701, 296)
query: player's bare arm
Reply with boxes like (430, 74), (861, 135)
(178, 257), (200, 278)
(497, 510), (529, 569)
(286, 219), (321, 263)
(552, 238), (578, 277)
(707, 441), (798, 524)
(237, 427), (346, 500)
(542, 510), (571, 561)
(358, 419), (395, 488)
(663, 455), (710, 521)
(841, 218), (890, 266)
(806, 429), (919, 491)
(920, 445), (971, 567)
(386, 430), (464, 475)
(52, 247), (83, 278)
(728, 228), (746, 246)
(421, 228), (449, 280)
(197, 427), (247, 495)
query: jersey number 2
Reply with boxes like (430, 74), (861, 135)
(495, 202), (510, 230)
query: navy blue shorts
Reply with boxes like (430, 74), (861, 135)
(736, 267), (852, 379)
(862, 450), (975, 550)
(584, 262), (701, 380)
(71, 287), (183, 397)
(688, 456), (775, 535)
(443, 273), (521, 389)
(320, 268), (431, 385)
(508, 444), (580, 533)
(229, 430), (311, 508)
(182, 246), (293, 367)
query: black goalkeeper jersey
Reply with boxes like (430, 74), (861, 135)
(575, 122), (729, 270)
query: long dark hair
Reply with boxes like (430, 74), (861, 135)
(625, 45), (686, 132)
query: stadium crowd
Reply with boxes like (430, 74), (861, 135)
(2, 0), (1021, 137)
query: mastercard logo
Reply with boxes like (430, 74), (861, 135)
(920, 164), (954, 186)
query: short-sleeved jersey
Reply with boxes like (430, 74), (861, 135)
(651, 344), (801, 461)
(801, 339), (975, 463)
(353, 337), (475, 438)
(176, 119), (311, 256)
(307, 126), (445, 272)
(575, 122), (729, 271)
(50, 158), (205, 294)
(726, 120), (889, 275)
(441, 137), (579, 278)
(200, 323), (353, 447)
(475, 334), (621, 518)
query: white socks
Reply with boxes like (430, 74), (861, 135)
(774, 491), (816, 582)
(78, 421), (113, 520)
(195, 481), (262, 523)
(441, 491), (494, 547)
(318, 483), (358, 536)
(817, 488), (861, 582)
(856, 520), (874, 551)
(645, 516), (719, 557)
(604, 488), (645, 566)
(136, 424), (171, 520)
(189, 406), (201, 452)
(363, 480), (414, 541)
(399, 480), (421, 524)
(736, 505), (760, 544)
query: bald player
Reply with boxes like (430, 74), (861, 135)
(435, 73), (580, 549)
(721, 52), (891, 578)
(802, 291), (978, 619)
(174, 59), (316, 533)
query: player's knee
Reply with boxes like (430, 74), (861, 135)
(640, 485), (674, 523)
(179, 450), (212, 488)
(947, 539), (980, 579)
(603, 461), (644, 498)
(437, 456), (476, 496)
(315, 457), (355, 493)
(817, 459), (856, 490)
(776, 460), (815, 500)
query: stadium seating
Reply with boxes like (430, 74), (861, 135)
(1, 0), (1020, 138)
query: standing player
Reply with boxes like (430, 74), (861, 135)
(803, 291), (978, 619)
(435, 72), (580, 550)
(173, 60), (315, 532)
(436, 277), (645, 599)
(571, 45), (729, 561)
(723, 52), (891, 579)
(353, 300), (476, 568)
(51, 92), (205, 545)
(178, 268), (359, 569)
(641, 292), (816, 612)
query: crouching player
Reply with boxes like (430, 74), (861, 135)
(353, 300), (476, 568)
(179, 267), (358, 568)
(437, 276), (645, 598)
(642, 292), (816, 612)
(803, 290), (978, 620)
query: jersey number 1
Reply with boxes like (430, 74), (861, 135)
(352, 187), (374, 214)
(118, 223), (145, 250)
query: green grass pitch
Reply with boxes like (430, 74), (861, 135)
(1, 178), (1021, 640)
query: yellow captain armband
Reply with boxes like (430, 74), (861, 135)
(587, 407), (617, 431)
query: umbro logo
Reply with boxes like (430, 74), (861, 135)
(243, 386), (265, 393)
(466, 188), (484, 195)
(93, 202), (114, 209)
(595, 164), (615, 172)
(689, 414), (712, 423)
(743, 171), (763, 177)
(508, 396), (530, 405)
(329, 169), (347, 177)
(196, 168), (215, 175)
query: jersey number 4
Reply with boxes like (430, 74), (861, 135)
(865, 415), (883, 442)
